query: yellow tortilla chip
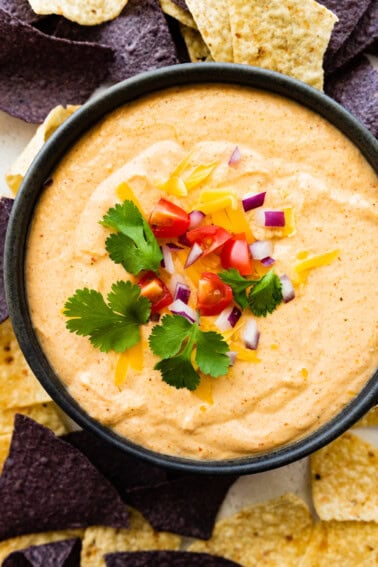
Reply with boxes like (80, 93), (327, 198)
(227, 0), (337, 90)
(81, 507), (181, 566)
(189, 493), (312, 566)
(180, 25), (213, 62)
(0, 319), (50, 409)
(300, 521), (378, 567)
(160, 0), (196, 29)
(185, 0), (233, 62)
(0, 530), (84, 564)
(0, 434), (11, 474)
(354, 405), (378, 428)
(311, 431), (378, 522)
(6, 105), (79, 194)
(0, 402), (68, 437)
(28, 0), (128, 25)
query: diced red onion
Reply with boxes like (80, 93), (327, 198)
(174, 282), (191, 304)
(161, 245), (175, 274)
(226, 351), (237, 366)
(167, 274), (185, 295)
(184, 242), (203, 268)
(280, 274), (295, 303)
(215, 305), (241, 332)
(242, 191), (266, 212)
(166, 242), (184, 250)
(261, 256), (275, 267)
(188, 210), (205, 230)
(178, 233), (191, 247)
(242, 319), (260, 350)
(169, 299), (198, 323)
(256, 209), (285, 227)
(249, 240), (273, 260)
(228, 146), (241, 166)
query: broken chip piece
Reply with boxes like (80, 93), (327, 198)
(53, 0), (178, 83)
(105, 551), (242, 567)
(311, 431), (378, 522)
(2, 538), (81, 567)
(0, 415), (129, 541)
(0, 9), (113, 123)
(0, 197), (13, 323)
(27, 0), (129, 25)
(126, 474), (237, 539)
(0, 530), (84, 565)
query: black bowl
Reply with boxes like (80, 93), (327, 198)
(5, 64), (378, 474)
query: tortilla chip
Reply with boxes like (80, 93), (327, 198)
(0, 319), (51, 409)
(227, 0), (337, 90)
(0, 434), (11, 473)
(105, 551), (242, 567)
(171, 0), (189, 13)
(27, 0), (128, 25)
(327, 1), (378, 73)
(0, 402), (68, 437)
(325, 55), (378, 138)
(6, 105), (78, 194)
(300, 521), (378, 566)
(0, 531), (84, 566)
(0, 415), (129, 541)
(0, 198), (13, 323)
(0, 9), (112, 123)
(62, 429), (168, 499)
(127, 475), (237, 539)
(354, 405), (378, 428)
(53, 0), (178, 83)
(185, 0), (233, 62)
(189, 493), (313, 566)
(0, 0), (42, 23)
(3, 538), (82, 567)
(180, 25), (213, 62)
(311, 431), (378, 522)
(160, 0), (196, 29)
(317, 0), (371, 65)
(81, 508), (180, 567)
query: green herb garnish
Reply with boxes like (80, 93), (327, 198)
(149, 314), (231, 390)
(63, 281), (151, 353)
(219, 269), (283, 316)
(101, 200), (162, 275)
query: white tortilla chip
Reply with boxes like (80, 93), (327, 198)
(180, 25), (213, 62)
(27, 0), (128, 25)
(160, 0), (196, 29)
(227, 0), (337, 90)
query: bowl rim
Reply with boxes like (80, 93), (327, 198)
(5, 63), (378, 475)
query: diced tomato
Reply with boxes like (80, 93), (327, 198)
(221, 234), (253, 275)
(197, 272), (233, 316)
(149, 198), (190, 238)
(186, 225), (232, 257)
(138, 271), (173, 313)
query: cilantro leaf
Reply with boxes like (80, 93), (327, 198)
(149, 314), (231, 391)
(64, 281), (151, 353)
(218, 268), (251, 308)
(248, 270), (283, 317)
(101, 200), (162, 275)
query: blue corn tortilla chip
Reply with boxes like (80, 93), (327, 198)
(172, 0), (190, 13)
(0, 415), (129, 541)
(325, 55), (378, 138)
(0, 9), (113, 123)
(317, 0), (371, 66)
(3, 538), (81, 567)
(105, 551), (242, 567)
(126, 474), (237, 539)
(62, 429), (168, 498)
(326, 1), (378, 73)
(53, 0), (178, 83)
(0, 0), (42, 24)
(0, 197), (13, 323)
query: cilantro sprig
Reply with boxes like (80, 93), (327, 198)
(149, 314), (231, 390)
(219, 268), (283, 317)
(101, 200), (162, 275)
(63, 281), (151, 352)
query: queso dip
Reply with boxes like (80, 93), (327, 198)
(26, 85), (378, 459)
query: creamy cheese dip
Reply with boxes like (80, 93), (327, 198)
(26, 85), (378, 459)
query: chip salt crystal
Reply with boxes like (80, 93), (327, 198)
(27, 0), (129, 25)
